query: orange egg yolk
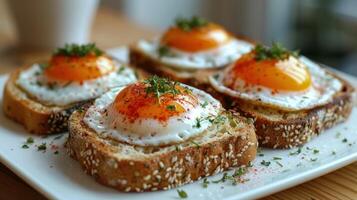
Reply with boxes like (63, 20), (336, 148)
(223, 52), (312, 91)
(161, 23), (232, 52)
(44, 54), (115, 82)
(113, 83), (198, 122)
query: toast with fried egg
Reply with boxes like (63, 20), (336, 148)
(129, 16), (254, 89)
(209, 43), (355, 148)
(67, 76), (257, 192)
(3, 44), (138, 135)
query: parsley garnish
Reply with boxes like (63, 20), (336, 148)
(191, 141), (200, 148)
(22, 137), (34, 149)
(144, 76), (181, 103)
(26, 137), (34, 144)
(212, 172), (231, 183)
(260, 160), (271, 166)
(166, 105), (176, 111)
(54, 43), (103, 57)
(233, 167), (246, 177)
(313, 149), (319, 154)
(254, 42), (299, 61)
(194, 118), (202, 128)
(200, 101), (208, 108)
(275, 161), (283, 167)
(289, 147), (302, 156)
(310, 158), (318, 162)
(273, 157), (282, 160)
(39, 63), (48, 70)
(157, 45), (174, 58)
(202, 178), (209, 188)
(175, 16), (208, 31)
(117, 66), (125, 74)
(37, 143), (47, 151)
(177, 189), (188, 198)
(342, 138), (348, 143)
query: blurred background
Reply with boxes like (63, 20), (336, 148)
(0, 0), (356, 75)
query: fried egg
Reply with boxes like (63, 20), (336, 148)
(84, 78), (221, 146)
(17, 54), (136, 106)
(136, 22), (252, 70)
(209, 50), (343, 111)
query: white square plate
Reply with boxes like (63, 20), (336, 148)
(0, 47), (356, 200)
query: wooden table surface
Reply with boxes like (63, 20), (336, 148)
(0, 6), (356, 200)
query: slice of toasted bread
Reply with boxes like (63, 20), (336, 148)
(129, 37), (254, 90)
(212, 72), (355, 149)
(2, 68), (93, 135)
(2, 64), (143, 135)
(67, 108), (257, 192)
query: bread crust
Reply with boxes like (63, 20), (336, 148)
(221, 73), (355, 149)
(67, 109), (257, 192)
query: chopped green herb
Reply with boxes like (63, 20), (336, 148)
(117, 66), (125, 74)
(22, 144), (29, 149)
(194, 117), (202, 128)
(332, 151), (336, 155)
(144, 76), (181, 103)
(212, 172), (233, 183)
(289, 147), (302, 156)
(260, 160), (271, 166)
(177, 189), (188, 198)
(54, 43), (103, 57)
(175, 145), (182, 151)
(202, 178), (209, 188)
(175, 16), (208, 31)
(342, 138), (348, 143)
(39, 63), (48, 70)
(37, 143), (47, 151)
(191, 141), (200, 148)
(258, 153), (264, 157)
(310, 158), (318, 162)
(157, 45), (174, 57)
(275, 161), (283, 167)
(53, 135), (63, 140)
(254, 42), (299, 61)
(233, 167), (246, 177)
(166, 105), (176, 111)
(313, 149), (319, 154)
(26, 137), (34, 144)
(273, 157), (282, 160)
(200, 101), (209, 108)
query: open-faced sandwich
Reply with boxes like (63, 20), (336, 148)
(129, 16), (253, 89)
(209, 43), (355, 148)
(3, 43), (137, 135)
(67, 76), (257, 192)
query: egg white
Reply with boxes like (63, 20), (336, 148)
(136, 38), (253, 70)
(209, 56), (343, 111)
(84, 84), (222, 146)
(16, 62), (137, 106)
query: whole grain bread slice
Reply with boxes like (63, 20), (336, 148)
(214, 72), (355, 149)
(2, 68), (92, 135)
(2, 65), (142, 135)
(129, 37), (254, 91)
(67, 109), (257, 192)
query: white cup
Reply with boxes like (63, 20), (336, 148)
(7, 0), (99, 50)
